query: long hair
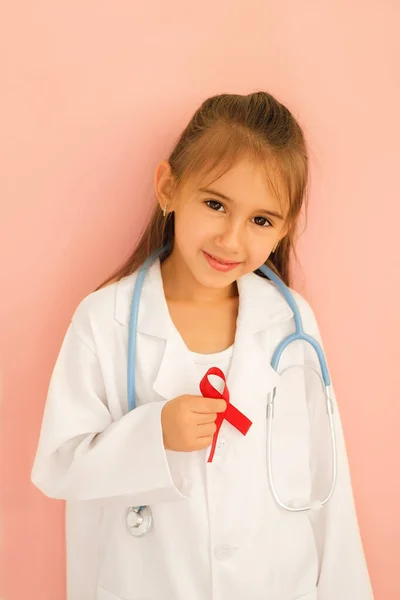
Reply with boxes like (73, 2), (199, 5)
(95, 91), (309, 291)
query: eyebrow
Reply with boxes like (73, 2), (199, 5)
(198, 187), (285, 220)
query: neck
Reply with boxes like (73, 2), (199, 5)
(160, 250), (237, 303)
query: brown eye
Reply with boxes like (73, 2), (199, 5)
(253, 216), (272, 228)
(205, 200), (224, 212)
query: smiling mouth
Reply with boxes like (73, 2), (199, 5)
(203, 251), (242, 265)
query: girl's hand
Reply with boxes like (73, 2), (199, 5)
(161, 394), (227, 452)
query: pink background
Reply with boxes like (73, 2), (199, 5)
(1, 1), (399, 598)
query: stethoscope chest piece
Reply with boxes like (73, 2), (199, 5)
(127, 506), (153, 537)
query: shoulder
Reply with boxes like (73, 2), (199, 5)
(251, 269), (321, 330)
(239, 270), (322, 338)
(254, 269), (321, 337)
(70, 271), (139, 345)
(289, 287), (317, 320)
(287, 286), (322, 340)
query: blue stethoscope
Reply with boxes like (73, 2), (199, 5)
(126, 248), (338, 536)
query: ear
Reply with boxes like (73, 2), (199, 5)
(154, 159), (176, 213)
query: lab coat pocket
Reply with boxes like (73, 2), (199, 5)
(97, 504), (148, 600)
(270, 365), (313, 506)
(164, 446), (201, 499)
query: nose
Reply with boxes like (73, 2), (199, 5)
(215, 218), (243, 254)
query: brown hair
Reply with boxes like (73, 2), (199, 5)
(95, 91), (309, 291)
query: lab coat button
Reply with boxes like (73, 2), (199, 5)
(214, 543), (234, 560)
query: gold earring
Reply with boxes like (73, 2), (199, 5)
(272, 242), (279, 253)
(162, 204), (167, 217)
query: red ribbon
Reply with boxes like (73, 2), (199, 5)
(199, 367), (252, 462)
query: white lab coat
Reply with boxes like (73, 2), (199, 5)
(31, 258), (374, 600)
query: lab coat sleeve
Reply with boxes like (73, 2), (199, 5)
(31, 317), (188, 506)
(299, 298), (374, 599)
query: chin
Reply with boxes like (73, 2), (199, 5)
(203, 276), (236, 289)
(196, 266), (241, 289)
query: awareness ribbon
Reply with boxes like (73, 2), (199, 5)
(199, 367), (252, 462)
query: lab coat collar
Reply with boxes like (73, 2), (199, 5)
(114, 256), (293, 337)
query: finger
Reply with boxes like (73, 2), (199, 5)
(192, 436), (214, 451)
(195, 413), (217, 425)
(196, 422), (217, 437)
(191, 398), (227, 414)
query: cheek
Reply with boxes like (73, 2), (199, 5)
(174, 206), (210, 244)
(246, 235), (275, 266)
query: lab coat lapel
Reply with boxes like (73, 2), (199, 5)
(224, 269), (293, 421)
(152, 327), (200, 401)
(137, 257), (203, 402)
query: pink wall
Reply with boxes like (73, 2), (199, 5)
(1, 1), (399, 598)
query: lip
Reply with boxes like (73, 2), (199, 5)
(202, 251), (242, 272)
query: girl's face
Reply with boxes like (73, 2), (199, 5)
(156, 157), (288, 290)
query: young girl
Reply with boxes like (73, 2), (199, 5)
(31, 92), (374, 600)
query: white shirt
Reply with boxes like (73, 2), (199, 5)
(190, 344), (234, 391)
